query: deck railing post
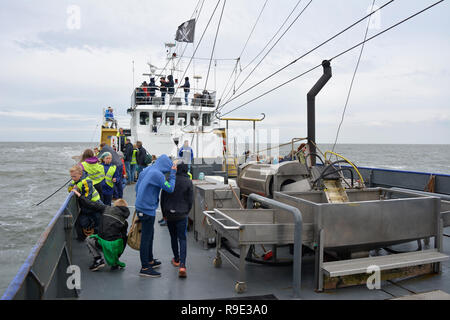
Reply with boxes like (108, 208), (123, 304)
(247, 193), (303, 298)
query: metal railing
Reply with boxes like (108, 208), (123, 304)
(1, 193), (80, 300)
(131, 86), (217, 107)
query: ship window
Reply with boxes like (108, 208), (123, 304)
(202, 113), (211, 126)
(153, 112), (162, 125)
(190, 113), (199, 126)
(178, 112), (187, 126)
(166, 112), (175, 126)
(140, 112), (149, 125)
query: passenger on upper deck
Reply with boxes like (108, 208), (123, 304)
(148, 78), (158, 104)
(167, 75), (175, 100)
(181, 77), (190, 105)
(159, 77), (167, 104)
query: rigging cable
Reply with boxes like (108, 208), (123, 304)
(193, 0), (227, 147)
(219, 0), (313, 111)
(157, 0), (223, 130)
(218, 0), (443, 118)
(331, 0), (376, 154)
(151, 0), (204, 85)
(216, 0), (270, 110)
(218, 0), (306, 108)
(217, 0), (394, 113)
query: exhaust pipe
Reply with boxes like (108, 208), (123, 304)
(307, 60), (332, 166)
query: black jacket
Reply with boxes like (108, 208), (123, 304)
(98, 145), (122, 167)
(167, 75), (175, 94)
(136, 146), (148, 167)
(78, 196), (130, 245)
(181, 80), (190, 93)
(161, 163), (193, 221)
(124, 142), (134, 162)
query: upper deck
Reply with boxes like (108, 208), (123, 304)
(131, 86), (217, 109)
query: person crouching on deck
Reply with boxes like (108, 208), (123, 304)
(161, 162), (193, 278)
(68, 165), (103, 241)
(72, 188), (130, 271)
(99, 152), (120, 206)
(135, 154), (177, 278)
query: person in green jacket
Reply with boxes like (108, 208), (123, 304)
(72, 189), (130, 271)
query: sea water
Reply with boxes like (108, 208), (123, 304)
(1, 142), (449, 296)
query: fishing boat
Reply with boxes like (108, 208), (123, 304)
(2, 0), (450, 302)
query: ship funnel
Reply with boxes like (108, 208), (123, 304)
(307, 60), (332, 166)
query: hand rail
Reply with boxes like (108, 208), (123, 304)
(203, 210), (242, 230)
(246, 194), (303, 298)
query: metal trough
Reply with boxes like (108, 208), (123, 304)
(204, 194), (304, 297)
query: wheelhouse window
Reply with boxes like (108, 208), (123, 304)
(153, 112), (162, 125)
(190, 113), (199, 126)
(202, 113), (211, 126)
(178, 112), (187, 126)
(140, 112), (149, 125)
(166, 112), (175, 126)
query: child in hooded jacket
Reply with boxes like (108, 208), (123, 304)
(72, 188), (130, 271)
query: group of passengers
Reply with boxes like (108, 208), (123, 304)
(136, 75), (190, 105)
(67, 139), (195, 279)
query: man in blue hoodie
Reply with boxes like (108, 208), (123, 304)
(135, 154), (177, 277)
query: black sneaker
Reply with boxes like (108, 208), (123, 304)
(149, 259), (161, 269)
(89, 258), (105, 271)
(158, 218), (164, 224)
(139, 267), (161, 278)
(111, 265), (125, 271)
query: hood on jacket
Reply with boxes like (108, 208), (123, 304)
(84, 157), (99, 164)
(115, 206), (130, 219)
(153, 154), (173, 174)
(176, 163), (189, 176)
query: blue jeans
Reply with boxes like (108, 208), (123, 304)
(124, 161), (131, 184)
(184, 92), (189, 105)
(139, 213), (156, 269)
(167, 217), (188, 266)
(113, 165), (124, 198)
(130, 164), (137, 182)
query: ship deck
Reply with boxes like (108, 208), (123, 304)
(71, 185), (450, 300)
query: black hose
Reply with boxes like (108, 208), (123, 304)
(312, 160), (354, 188)
(321, 167), (354, 188)
(221, 239), (293, 266)
(304, 152), (324, 165)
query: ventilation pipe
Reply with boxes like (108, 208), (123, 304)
(307, 60), (332, 166)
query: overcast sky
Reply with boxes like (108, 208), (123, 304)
(0, 0), (449, 144)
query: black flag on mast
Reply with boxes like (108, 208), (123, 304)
(175, 19), (195, 43)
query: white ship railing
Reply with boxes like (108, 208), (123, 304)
(131, 86), (216, 107)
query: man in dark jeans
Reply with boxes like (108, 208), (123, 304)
(161, 162), (193, 278)
(135, 154), (177, 277)
(123, 139), (134, 185)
